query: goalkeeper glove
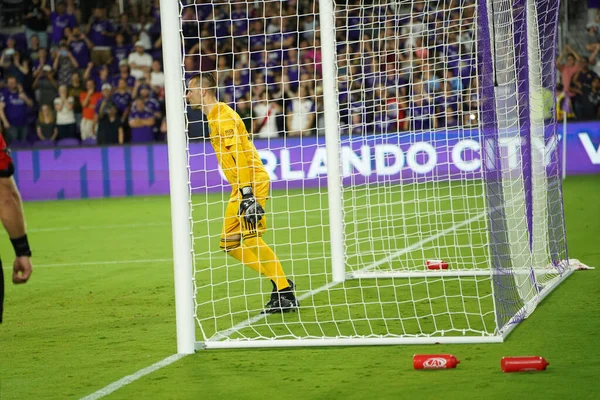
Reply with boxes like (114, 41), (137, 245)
(238, 186), (265, 227)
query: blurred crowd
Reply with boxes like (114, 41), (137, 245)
(183, 0), (479, 139)
(0, 0), (164, 146)
(556, 6), (600, 121)
(0, 0), (596, 148)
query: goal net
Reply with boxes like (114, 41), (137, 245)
(166, 0), (572, 349)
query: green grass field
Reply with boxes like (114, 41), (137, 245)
(0, 175), (598, 399)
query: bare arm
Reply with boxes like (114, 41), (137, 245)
(0, 177), (26, 239)
(81, 92), (93, 107)
(0, 176), (32, 284)
(19, 91), (33, 108)
(36, 126), (44, 140)
(304, 111), (316, 132)
(67, 52), (79, 69)
(46, 73), (59, 89)
(118, 127), (124, 144)
(143, 116), (155, 126)
(0, 102), (9, 127)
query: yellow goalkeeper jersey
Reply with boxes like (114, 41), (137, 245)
(207, 102), (270, 193)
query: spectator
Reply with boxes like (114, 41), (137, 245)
(111, 60), (136, 88)
(111, 33), (132, 73)
(0, 50), (30, 86)
(137, 83), (160, 117)
(112, 78), (133, 121)
(571, 61), (598, 119)
(79, 79), (102, 140)
(285, 83), (316, 136)
(575, 74), (600, 120)
(0, 77), (34, 144)
(67, 26), (94, 70)
(128, 97), (154, 143)
(87, 7), (115, 66)
(572, 58), (599, 97)
(31, 48), (50, 72)
(252, 91), (281, 139)
(23, 0), (50, 49)
(557, 45), (582, 98)
(53, 41), (79, 87)
(94, 83), (114, 126)
(36, 104), (57, 141)
(585, 23), (600, 54)
(132, 13), (154, 51)
(68, 73), (84, 130)
(54, 84), (77, 140)
(32, 65), (58, 106)
(128, 41), (152, 79)
(97, 103), (123, 145)
(150, 59), (165, 97)
(137, 83), (160, 139)
(115, 14), (136, 45)
(29, 35), (42, 65)
(50, 1), (77, 47)
(85, 64), (111, 92)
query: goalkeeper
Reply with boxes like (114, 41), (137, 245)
(186, 72), (298, 314)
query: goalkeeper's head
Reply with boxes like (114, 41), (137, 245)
(186, 72), (217, 113)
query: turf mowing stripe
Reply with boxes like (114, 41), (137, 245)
(24, 213), (326, 233)
(0, 252), (303, 269)
(79, 353), (187, 400)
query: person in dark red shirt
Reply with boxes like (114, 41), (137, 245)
(0, 133), (33, 323)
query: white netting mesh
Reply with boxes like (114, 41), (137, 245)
(175, 0), (567, 345)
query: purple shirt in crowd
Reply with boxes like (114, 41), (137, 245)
(112, 45), (132, 71)
(110, 74), (136, 88)
(89, 18), (114, 46)
(0, 88), (29, 126)
(144, 97), (161, 115)
(51, 12), (76, 44)
(129, 109), (154, 142)
(69, 39), (91, 68)
(112, 91), (132, 113)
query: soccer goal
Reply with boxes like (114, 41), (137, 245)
(160, 0), (579, 353)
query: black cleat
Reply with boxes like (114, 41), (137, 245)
(262, 279), (299, 314)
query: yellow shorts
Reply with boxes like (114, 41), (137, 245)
(220, 181), (269, 250)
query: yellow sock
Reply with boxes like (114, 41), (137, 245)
(227, 245), (268, 276)
(245, 237), (289, 290)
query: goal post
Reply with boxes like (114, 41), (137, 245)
(161, 0), (581, 352)
(160, 0), (195, 355)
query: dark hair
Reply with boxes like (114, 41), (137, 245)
(189, 72), (217, 95)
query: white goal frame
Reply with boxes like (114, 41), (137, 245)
(161, 0), (575, 353)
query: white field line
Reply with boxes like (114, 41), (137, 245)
(207, 209), (488, 343)
(78, 211), (486, 399)
(79, 354), (187, 400)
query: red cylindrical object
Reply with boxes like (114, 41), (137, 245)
(426, 260), (448, 270)
(413, 354), (460, 369)
(501, 356), (549, 372)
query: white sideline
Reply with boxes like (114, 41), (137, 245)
(79, 353), (187, 400)
(77, 209), (488, 398)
